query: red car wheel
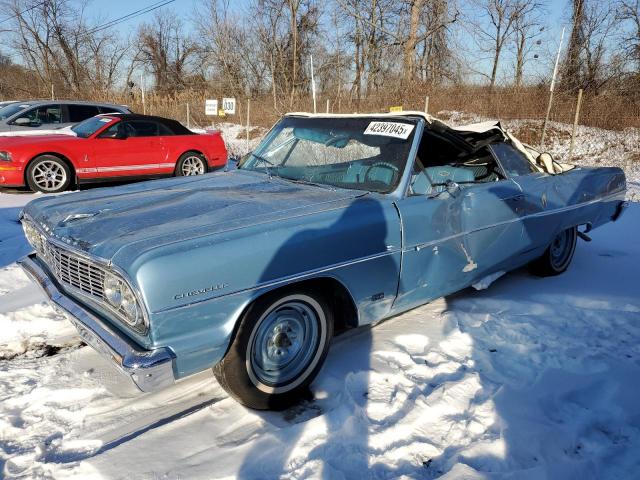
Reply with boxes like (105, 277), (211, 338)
(176, 153), (208, 176)
(26, 155), (72, 193)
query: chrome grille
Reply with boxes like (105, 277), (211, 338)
(41, 240), (106, 300)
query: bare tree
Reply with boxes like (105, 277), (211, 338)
(416, 0), (460, 84)
(4, 0), (130, 95)
(468, 0), (530, 88)
(402, 0), (458, 83)
(617, 0), (640, 70)
(252, 0), (318, 109)
(564, 0), (586, 91)
(562, 0), (620, 92)
(137, 11), (197, 93)
(193, 0), (266, 97)
(511, 1), (546, 88)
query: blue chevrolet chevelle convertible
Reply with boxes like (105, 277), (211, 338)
(18, 112), (627, 409)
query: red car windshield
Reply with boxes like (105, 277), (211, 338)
(72, 117), (117, 138)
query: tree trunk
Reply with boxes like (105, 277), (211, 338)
(564, 0), (585, 91)
(403, 0), (425, 83)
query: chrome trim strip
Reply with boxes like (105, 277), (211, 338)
(96, 163), (175, 173)
(77, 163), (175, 174)
(18, 254), (175, 393)
(405, 191), (625, 252)
(393, 118), (425, 200)
(77, 163), (176, 173)
(156, 248), (401, 314)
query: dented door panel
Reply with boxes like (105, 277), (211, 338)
(393, 179), (525, 312)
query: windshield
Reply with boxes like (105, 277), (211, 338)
(239, 116), (418, 193)
(71, 116), (116, 138)
(0, 103), (28, 121)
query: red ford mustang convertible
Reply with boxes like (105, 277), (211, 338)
(0, 114), (227, 192)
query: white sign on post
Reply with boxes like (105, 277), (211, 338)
(205, 99), (218, 116)
(222, 97), (236, 114)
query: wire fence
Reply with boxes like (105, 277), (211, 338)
(11, 84), (640, 144)
(113, 87), (640, 136)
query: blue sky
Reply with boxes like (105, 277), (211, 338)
(0, 0), (574, 85)
(81, 0), (572, 83)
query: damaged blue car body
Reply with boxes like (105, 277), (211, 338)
(18, 112), (627, 408)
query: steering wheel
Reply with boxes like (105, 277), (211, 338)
(460, 159), (490, 166)
(365, 162), (400, 186)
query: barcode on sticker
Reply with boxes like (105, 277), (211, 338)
(364, 122), (414, 139)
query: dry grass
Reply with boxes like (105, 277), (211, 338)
(22, 84), (639, 132)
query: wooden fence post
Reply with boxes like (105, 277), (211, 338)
(568, 89), (583, 161)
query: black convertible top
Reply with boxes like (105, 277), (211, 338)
(106, 114), (195, 136)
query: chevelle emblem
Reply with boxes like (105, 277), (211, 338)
(174, 284), (228, 300)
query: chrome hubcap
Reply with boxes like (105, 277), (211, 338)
(181, 156), (205, 176)
(32, 161), (66, 191)
(550, 228), (575, 269)
(250, 300), (320, 387)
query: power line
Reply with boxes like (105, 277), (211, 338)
(83, 0), (176, 38)
(0, 1), (47, 26)
(1, 0), (176, 34)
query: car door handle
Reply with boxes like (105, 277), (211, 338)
(510, 194), (525, 202)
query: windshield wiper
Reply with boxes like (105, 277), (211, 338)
(247, 152), (275, 178)
(276, 175), (336, 191)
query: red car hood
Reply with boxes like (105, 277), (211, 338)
(0, 134), (80, 149)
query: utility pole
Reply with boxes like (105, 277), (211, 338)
(140, 74), (146, 115)
(310, 55), (317, 114)
(540, 27), (565, 150)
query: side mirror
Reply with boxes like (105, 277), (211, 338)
(100, 129), (127, 140)
(14, 117), (32, 126)
(445, 179), (461, 197)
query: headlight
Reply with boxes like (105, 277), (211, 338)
(104, 274), (124, 308)
(103, 272), (143, 331)
(0, 151), (12, 162)
(23, 221), (44, 253)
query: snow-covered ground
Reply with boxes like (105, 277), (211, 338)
(0, 189), (638, 479)
(0, 119), (639, 479)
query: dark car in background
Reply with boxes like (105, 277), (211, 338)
(0, 100), (131, 133)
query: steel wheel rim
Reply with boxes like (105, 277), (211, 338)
(181, 156), (205, 176)
(550, 229), (575, 270)
(32, 160), (67, 191)
(249, 299), (320, 388)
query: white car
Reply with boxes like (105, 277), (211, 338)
(0, 100), (130, 134)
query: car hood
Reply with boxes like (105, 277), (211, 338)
(0, 133), (78, 146)
(22, 169), (367, 262)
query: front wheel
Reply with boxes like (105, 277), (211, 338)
(26, 155), (72, 193)
(529, 226), (578, 276)
(213, 288), (333, 410)
(176, 152), (207, 176)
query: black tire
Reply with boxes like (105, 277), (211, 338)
(26, 155), (72, 193)
(213, 287), (334, 410)
(529, 226), (578, 277)
(175, 152), (208, 177)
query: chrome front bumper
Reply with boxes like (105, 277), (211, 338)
(19, 254), (175, 393)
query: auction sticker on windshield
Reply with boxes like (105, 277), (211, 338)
(364, 121), (414, 139)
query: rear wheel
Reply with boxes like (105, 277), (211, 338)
(26, 155), (72, 193)
(213, 288), (333, 410)
(529, 226), (578, 276)
(176, 152), (207, 176)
